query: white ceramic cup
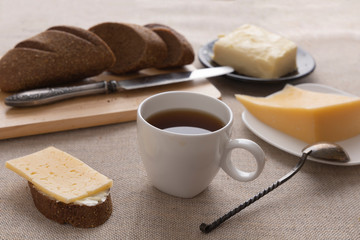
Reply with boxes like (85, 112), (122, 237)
(137, 91), (265, 198)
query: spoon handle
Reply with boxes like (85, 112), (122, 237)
(200, 151), (310, 234)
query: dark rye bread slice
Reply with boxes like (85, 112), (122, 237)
(89, 22), (167, 74)
(144, 23), (194, 68)
(28, 182), (112, 228)
(0, 25), (115, 92)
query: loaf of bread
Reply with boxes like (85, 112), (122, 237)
(29, 182), (112, 228)
(0, 25), (115, 92)
(89, 22), (167, 74)
(144, 23), (194, 68)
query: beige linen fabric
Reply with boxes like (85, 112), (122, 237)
(1, 0), (360, 239)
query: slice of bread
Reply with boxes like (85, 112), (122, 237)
(28, 182), (112, 228)
(144, 23), (194, 68)
(5, 147), (113, 228)
(89, 22), (167, 74)
(0, 25), (115, 92)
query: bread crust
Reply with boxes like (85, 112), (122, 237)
(145, 23), (194, 68)
(28, 182), (112, 228)
(89, 22), (167, 74)
(0, 25), (116, 92)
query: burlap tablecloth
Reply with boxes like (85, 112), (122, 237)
(1, 0), (359, 239)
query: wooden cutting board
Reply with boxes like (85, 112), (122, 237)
(0, 66), (221, 140)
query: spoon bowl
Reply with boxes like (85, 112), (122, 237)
(303, 142), (350, 163)
(200, 142), (349, 233)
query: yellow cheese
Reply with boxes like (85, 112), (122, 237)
(236, 85), (360, 143)
(213, 24), (297, 79)
(5, 146), (113, 204)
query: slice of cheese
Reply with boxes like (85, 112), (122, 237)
(5, 146), (113, 204)
(213, 24), (297, 79)
(236, 85), (360, 144)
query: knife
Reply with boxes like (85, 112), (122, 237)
(4, 66), (234, 107)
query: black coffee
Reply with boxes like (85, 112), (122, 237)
(146, 109), (225, 134)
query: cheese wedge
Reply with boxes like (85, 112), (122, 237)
(5, 146), (113, 204)
(236, 85), (360, 143)
(213, 24), (297, 79)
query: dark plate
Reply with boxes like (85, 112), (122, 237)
(198, 39), (316, 83)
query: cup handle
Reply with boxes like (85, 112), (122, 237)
(221, 139), (265, 182)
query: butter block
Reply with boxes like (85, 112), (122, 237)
(5, 146), (113, 204)
(236, 85), (360, 143)
(213, 24), (297, 79)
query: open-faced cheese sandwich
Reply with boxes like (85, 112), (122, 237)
(5, 146), (113, 228)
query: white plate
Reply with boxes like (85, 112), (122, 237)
(242, 83), (360, 166)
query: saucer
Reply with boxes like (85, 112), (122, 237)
(198, 39), (316, 83)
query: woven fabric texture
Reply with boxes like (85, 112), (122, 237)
(1, 0), (360, 239)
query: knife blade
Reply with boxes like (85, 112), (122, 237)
(4, 66), (234, 107)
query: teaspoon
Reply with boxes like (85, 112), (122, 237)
(200, 142), (350, 233)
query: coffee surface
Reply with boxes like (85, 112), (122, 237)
(146, 109), (225, 134)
